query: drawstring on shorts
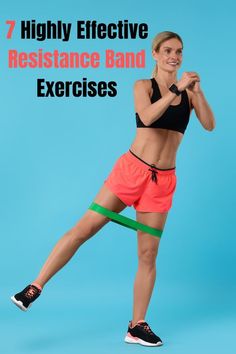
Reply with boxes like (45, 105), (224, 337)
(148, 165), (158, 184)
(128, 149), (175, 185)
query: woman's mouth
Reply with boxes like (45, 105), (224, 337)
(167, 62), (178, 66)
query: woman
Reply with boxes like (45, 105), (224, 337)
(11, 31), (215, 347)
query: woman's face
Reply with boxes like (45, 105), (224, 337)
(153, 38), (183, 73)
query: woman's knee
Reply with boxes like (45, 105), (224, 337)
(138, 247), (158, 267)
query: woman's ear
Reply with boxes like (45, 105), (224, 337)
(152, 50), (158, 60)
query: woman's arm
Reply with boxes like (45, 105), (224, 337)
(134, 80), (177, 126)
(188, 81), (216, 131)
(134, 73), (200, 126)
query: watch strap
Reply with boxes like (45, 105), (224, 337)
(169, 84), (181, 96)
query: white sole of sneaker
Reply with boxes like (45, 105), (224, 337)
(124, 334), (163, 347)
(10, 296), (30, 311)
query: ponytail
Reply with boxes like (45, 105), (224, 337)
(151, 64), (158, 78)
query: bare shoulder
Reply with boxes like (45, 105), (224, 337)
(133, 79), (153, 112)
(134, 79), (151, 88)
(133, 79), (152, 94)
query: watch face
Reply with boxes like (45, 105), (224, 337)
(169, 84), (180, 96)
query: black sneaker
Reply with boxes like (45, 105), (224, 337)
(124, 320), (163, 347)
(11, 284), (42, 311)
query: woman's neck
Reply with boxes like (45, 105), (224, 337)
(154, 70), (177, 88)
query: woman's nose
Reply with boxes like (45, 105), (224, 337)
(170, 54), (178, 60)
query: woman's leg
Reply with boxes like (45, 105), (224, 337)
(131, 211), (168, 326)
(33, 184), (127, 288)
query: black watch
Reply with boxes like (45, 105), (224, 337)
(169, 84), (181, 96)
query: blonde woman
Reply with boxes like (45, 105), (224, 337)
(11, 31), (215, 347)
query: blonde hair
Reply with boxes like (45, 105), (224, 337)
(151, 31), (183, 77)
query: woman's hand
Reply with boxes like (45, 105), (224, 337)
(187, 80), (202, 93)
(177, 72), (200, 92)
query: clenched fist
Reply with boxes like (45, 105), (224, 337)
(177, 72), (200, 92)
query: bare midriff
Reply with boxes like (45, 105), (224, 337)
(130, 127), (184, 169)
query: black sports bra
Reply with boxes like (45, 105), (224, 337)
(135, 78), (191, 134)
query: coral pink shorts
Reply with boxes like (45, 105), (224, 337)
(104, 150), (177, 213)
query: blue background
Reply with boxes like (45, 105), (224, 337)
(1, 0), (235, 353)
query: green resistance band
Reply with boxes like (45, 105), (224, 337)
(89, 202), (163, 238)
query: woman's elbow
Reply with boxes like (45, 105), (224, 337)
(137, 112), (151, 126)
(205, 118), (216, 131)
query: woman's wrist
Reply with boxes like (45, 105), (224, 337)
(176, 82), (184, 92)
(192, 89), (203, 95)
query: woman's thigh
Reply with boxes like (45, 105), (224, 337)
(93, 183), (127, 213)
(75, 184), (127, 237)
